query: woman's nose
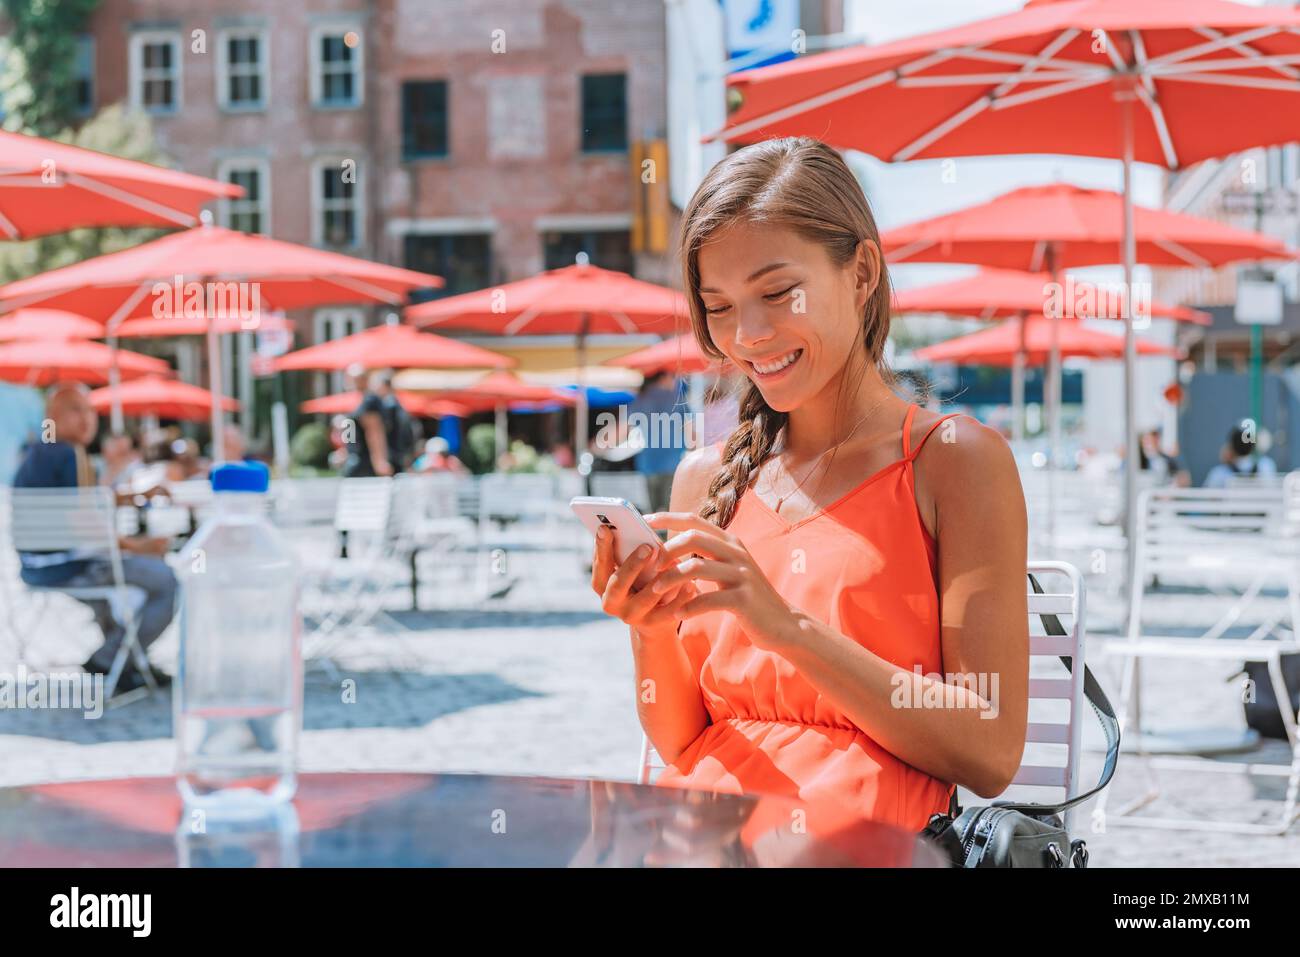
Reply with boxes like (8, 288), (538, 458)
(732, 305), (777, 351)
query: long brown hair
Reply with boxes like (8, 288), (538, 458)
(681, 137), (894, 528)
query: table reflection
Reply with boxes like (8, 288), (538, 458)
(0, 773), (948, 868)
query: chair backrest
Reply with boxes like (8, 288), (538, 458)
(8, 486), (120, 554)
(636, 560), (1090, 831)
(589, 472), (652, 512)
(478, 473), (556, 522)
(333, 477), (394, 535)
(1132, 484), (1292, 582)
(273, 476), (343, 528)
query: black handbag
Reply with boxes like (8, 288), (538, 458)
(1239, 655), (1300, 741)
(919, 573), (1121, 868)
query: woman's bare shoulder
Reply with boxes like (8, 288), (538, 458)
(668, 442), (725, 512)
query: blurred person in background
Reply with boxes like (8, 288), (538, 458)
(372, 369), (416, 472)
(11, 383), (175, 693)
(342, 364), (393, 477)
(1138, 427), (1189, 487)
(1205, 421), (1277, 487)
(99, 431), (143, 490)
(218, 423), (248, 464)
(629, 369), (689, 513)
(413, 436), (468, 476)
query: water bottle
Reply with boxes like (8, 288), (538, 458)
(176, 461), (301, 810)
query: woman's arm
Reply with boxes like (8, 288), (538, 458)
(649, 418), (1029, 798)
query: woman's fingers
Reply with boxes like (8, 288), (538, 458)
(672, 586), (735, 621)
(601, 542), (660, 610)
(590, 524), (615, 592)
(660, 528), (744, 563)
(652, 557), (739, 593)
(645, 511), (730, 540)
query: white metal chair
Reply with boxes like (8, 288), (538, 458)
(1097, 479), (1300, 834)
(589, 472), (653, 512)
(637, 561), (1095, 833)
(475, 473), (582, 596)
(7, 486), (155, 701)
(401, 472), (478, 604)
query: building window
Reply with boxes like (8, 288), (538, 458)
(581, 73), (627, 153)
(403, 233), (492, 301)
(218, 160), (269, 235)
(130, 32), (182, 114)
(218, 30), (267, 110)
(313, 159), (362, 247)
(74, 35), (95, 115)
(543, 229), (632, 275)
(401, 80), (449, 160)
(311, 25), (364, 108)
(313, 308), (366, 392)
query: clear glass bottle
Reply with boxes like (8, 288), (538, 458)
(176, 461), (301, 811)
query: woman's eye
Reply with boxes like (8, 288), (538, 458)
(704, 304), (731, 316)
(763, 284), (798, 302)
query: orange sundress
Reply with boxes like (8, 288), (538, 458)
(655, 404), (960, 833)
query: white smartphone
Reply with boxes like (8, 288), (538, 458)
(570, 496), (664, 566)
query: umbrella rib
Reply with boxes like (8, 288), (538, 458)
(1129, 31), (1179, 170)
(897, 70), (1099, 87)
(719, 47), (959, 141)
(0, 209), (18, 239)
(951, 46), (1102, 72)
(989, 74), (1111, 111)
(1151, 238), (1211, 269)
(1157, 72), (1300, 93)
(1143, 26), (1282, 69)
(1152, 53), (1300, 77)
(64, 172), (199, 228)
(504, 303), (543, 336)
(327, 274), (407, 304)
(883, 239), (936, 263)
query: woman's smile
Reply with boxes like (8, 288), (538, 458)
(745, 347), (804, 382)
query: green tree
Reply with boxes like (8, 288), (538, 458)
(0, 104), (169, 282)
(1, 0), (102, 137)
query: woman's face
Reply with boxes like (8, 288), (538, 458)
(696, 221), (877, 413)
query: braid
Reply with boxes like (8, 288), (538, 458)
(699, 381), (786, 529)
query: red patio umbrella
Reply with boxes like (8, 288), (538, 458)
(112, 313), (295, 338)
(408, 256), (687, 455)
(606, 334), (724, 375)
(0, 129), (241, 239)
(0, 223), (442, 458)
(914, 316), (1178, 365)
(0, 308), (103, 341)
(0, 338), (169, 387)
(274, 322), (511, 373)
(713, 0), (1300, 586)
(300, 390), (472, 419)
(87, 375), (239, 422)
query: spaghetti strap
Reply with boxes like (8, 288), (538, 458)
(909, 411), (963, 461)
(900, 404), (919, 457)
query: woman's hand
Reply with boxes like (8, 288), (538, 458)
(590, 524), (698, 639)
(645, 512), (800, 650)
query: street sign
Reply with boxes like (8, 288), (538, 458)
(1236, 278), (1284, 326)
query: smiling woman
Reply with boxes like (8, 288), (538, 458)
(588, 137), (1029, 833)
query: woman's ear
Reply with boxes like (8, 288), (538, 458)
(853, 239), (882, 311)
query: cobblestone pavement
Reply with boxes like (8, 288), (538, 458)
(2, 538), (1297, 868)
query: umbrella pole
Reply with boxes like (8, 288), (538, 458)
(1046, 250), (1061, 556)
(1011, 319), (1025, 444)
(575, 313), (589, 470)
(108, 335), (124, 434)
(495, 401), (507, 463)
(206, 307), (226, 464)
(1121, 97), (1140, 616)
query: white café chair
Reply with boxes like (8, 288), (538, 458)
(637, 561), (1096, 834)
(1097, 479), (1300, 834)
(7, 486), (157, 701)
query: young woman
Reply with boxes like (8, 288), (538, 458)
(590, 137), (1029, 832)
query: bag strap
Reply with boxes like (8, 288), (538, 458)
(983, 572), (1122, 817)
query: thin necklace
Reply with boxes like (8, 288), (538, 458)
(771, 395), (892, 514)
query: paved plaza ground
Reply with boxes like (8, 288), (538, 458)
(2, 536), (1297, 868)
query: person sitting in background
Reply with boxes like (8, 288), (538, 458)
(11, 383), (176, 694)
(629, 369), (689, 513)
(328, 415), (350, 471)
(99, 432), (143, 490)
(1204, 421), (1278, 487)
(1138, 428), (1189, 487)
(413, 436), (468, 475)
(218, 424), (248, 464)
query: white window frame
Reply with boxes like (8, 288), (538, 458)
(74, 35), (96, 116)
(314, 308), (366, 393)
(216, 27), (269, 112)
(309, 21), (364, 109)
(310, 156), (365, 248)
(128, 30), (182, 115)
(216, 157), (271, 235)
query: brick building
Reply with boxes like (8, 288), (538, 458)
(23, 0), (676, 424)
